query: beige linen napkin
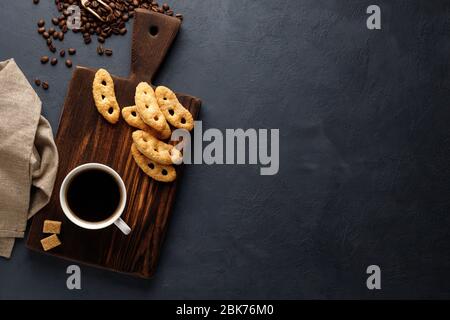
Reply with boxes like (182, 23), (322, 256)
(0, 59), (58, 258)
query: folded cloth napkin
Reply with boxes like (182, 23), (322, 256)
(0, 59), (58, 258)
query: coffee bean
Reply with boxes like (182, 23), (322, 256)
(43, 32), (50, 39)
(45, 0), (182, 48)
(97, 45), (104, 55)
(105, 48), (113, 56)
(50, 58), (58, 65)
(37, 19), (45, 27)
(42, 82), (49, 90)
(60, 49), (66, 57)
(68, 48), (76, 55)
(65, 59), (73, 68)
(40, 56), (49, 64)
(34, 79), (41, 86)
(46, 38), (52, 46)
(33, 0), (40, 5)
(52, 32), (59, 40)
(58, 32), (64, 41)
(175, 13), (183, 20)
(38, 27), (45, 34)
(48, 27), (55, 35)
(49, 44), (57, 53)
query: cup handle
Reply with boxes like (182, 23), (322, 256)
(114, 218), (131, 235)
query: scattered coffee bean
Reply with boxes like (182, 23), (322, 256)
(65, 59), (73, 68)
(35, 0), (182, 66)
(33, 0), (40, 5)
(50, 57), (58, 65)
(42, 82), (49, 90)
(60, 49), (66, 57)
(35, 79), (41, 86)
(46, 1), (181, 46)
(40, 56), (49, 64)
(97, 45), (104, 55)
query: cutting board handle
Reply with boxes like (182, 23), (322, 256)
(130, 9), (181, 82)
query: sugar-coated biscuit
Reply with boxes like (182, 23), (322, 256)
(40, 234), (61, 251)
(92, 68), (120, 124)
(155, 86), (194, 131)
(121, 105), (171, 140)
(131, 143), (176, 182)
(135, 82), (168, 132)
(132, 130), (182, 165)
(43, 220), (62, 234)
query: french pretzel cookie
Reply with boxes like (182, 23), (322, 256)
(132, 130), (182, 165)
(121, 105), (171, 140)
(155, 86), (194, 131)
(135, 82), (168, 132)
(92, 68), (120, 124)
(131, 143), (176, 183)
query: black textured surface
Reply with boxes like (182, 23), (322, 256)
(1, 0), (450, 299)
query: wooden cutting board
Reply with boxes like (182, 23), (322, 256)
(26, 9), (201, 278)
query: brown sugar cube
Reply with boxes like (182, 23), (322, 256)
(40, 234), (61, 251)
(43, 220), (62, 234)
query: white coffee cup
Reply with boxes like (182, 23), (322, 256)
(59, 163), (131, 235)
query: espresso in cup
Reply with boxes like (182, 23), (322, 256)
(66, 169), (121, 222)
(60, 163), (131, 235)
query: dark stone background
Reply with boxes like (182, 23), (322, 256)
(1, 0), (450, 299)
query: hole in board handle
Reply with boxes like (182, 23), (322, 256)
(149, 25), (159, 36)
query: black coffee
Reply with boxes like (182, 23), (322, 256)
(66, 169), (121, 222)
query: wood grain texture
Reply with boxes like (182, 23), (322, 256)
(26, 10), (201, 278)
